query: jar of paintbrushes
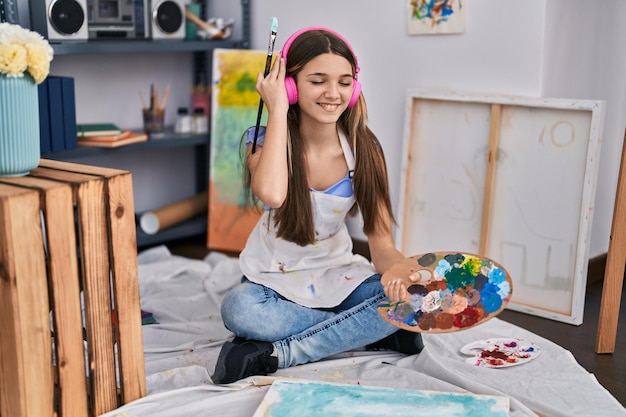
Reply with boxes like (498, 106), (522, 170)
(141, 83), (170, 136)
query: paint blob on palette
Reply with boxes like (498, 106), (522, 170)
(378, 252), (513, 333)
(252, 380), (510, 417)
(461, 338), (541, 368)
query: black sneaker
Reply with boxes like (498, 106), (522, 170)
(231, 335), (247, 345)
(366, 330), (424, 355)
(211, 340), (278, 384)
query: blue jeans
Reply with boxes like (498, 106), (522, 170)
(220, 275), (398, 368)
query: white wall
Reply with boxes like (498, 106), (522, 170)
(541, 0), (626, 257)
(247, 0), (625, 258)
(52, 0), (625, 257)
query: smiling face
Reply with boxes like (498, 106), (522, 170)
(295, 53), (355, 126)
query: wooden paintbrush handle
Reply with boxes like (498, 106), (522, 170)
(185, 9), (214, 32)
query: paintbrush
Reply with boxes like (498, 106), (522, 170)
(251, 16), (278, 154)
(159, 83), (171, 111)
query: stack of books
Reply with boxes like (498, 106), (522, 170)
(77, 123), (148, 148)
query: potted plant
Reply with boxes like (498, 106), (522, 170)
(0, 23), (53, 177)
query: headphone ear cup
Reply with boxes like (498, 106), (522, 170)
(284, 76), (298, 105)
(348, 80), (362, 108)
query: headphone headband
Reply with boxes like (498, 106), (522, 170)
(280, 26), (360, 79)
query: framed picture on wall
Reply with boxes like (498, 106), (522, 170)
(407, 0), (466, 35)
(397, 90), (605, 324)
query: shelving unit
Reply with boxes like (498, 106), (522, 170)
(43, 131), (209, 159)
(50, 39), (246, 55)
(44, 0), (251, 248)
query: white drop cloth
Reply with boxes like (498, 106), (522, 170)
(99, 246), (625, 417)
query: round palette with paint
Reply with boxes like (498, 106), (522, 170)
(461, 338), (541, 368)
(378, 252), (513, 333)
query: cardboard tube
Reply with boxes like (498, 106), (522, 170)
(140, 192), (208, 235)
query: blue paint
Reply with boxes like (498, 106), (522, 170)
(435, 259), (451, 276)
(497, 281), (511, 299)
(488, 268), (506, 284)
(480, 283), (503, 313)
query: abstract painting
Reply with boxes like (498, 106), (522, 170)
(253, 380), (509, 417)
(207, 48), (267, 252)
(407, 0), (466, 35)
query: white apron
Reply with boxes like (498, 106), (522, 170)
(239, 132), (376, 308)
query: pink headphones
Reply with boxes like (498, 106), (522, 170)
(280, 26), (362, 108)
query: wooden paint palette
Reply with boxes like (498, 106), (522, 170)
(378, 252), (512, 333)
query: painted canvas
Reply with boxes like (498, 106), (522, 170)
(407, 0), (466, 35)
(397, 91), (605, 324)
(252, 380), (509, 417)
(208, 49), (267, 252)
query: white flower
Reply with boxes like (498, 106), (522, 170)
(0, 23), (53, 84)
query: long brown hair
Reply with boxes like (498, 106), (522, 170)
(242, 29), (396, 246)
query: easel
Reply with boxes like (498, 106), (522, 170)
(595, 128), (626, 353)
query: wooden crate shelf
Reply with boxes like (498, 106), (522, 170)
(0, 159), (146, 417)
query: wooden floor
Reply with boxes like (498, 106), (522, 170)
(167, 238), (625, 407)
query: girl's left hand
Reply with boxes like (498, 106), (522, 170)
(384, 278), (410, 304)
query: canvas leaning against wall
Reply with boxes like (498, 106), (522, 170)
(208, 49), (266, 252)
(397, 90), (605, 325)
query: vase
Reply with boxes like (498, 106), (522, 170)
(0, 73), (41, 177)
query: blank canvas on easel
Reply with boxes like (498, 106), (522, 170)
(398, 91), (604, 324)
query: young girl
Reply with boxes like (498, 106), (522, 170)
(211, 27), (423, 385)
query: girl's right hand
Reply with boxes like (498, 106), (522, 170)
(256, 56), (289, 113)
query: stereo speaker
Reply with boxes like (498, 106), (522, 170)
(149, 0), (185, 40)
(30, 0), (88, 41)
